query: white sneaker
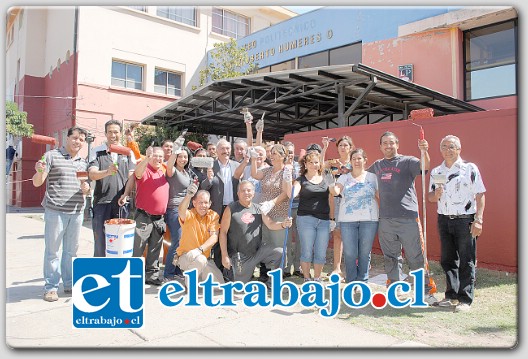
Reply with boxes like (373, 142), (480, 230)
(435, 298), (458, 307)
(424, 294), (439, 306)
(455, 302), (471, 312)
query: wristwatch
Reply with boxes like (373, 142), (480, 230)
(198, 246), (204, 253)
(474, 216), (483, 224)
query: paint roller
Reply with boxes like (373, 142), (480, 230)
(32, 135), (57, 172)
(108, 144), (133, 156)
(31, 134), (57, 146)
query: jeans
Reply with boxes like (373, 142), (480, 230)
(163, 207), (183, 278)
(296, 215), (330, 264)
(92, 203), (112, 257)
(438, 215), (476, 305)
(43, 208), (83, 292)
(340, 221), (378, 282)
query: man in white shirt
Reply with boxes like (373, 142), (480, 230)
(428, 135), (486, 312)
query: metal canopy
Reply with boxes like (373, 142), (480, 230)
(141, 63), (484, 141)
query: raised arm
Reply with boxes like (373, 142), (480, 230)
(134, 146), (152, 180)
(219, 206), (232, 269)
(166, 152), (177, 178)
(418, 139), (430, 171)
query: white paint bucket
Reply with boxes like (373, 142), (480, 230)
(104, 218), (136, 257)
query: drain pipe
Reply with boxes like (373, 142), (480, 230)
(71, 6), (79, 127)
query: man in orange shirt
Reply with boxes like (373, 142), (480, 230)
(175, 183), (224, 286)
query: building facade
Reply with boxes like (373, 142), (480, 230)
(239, 6), (517, 117)
(5, 5), (295, 207)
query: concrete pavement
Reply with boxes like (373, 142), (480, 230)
(5, 206), (428, 349)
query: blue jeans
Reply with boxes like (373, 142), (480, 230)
(43, 208), (83, 292)
(340, 221), (379, 283)
(296, 215), (330, 264)
(164, 207), (183, 278)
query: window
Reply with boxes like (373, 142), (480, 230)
(271, 60), (295, 72)
(464, 20), (517, 100)
(212, 8), (250, 39)
(154, 69), (182, 96)
(157, 7), (196, 26)
(128, 6), (147, 12)
(111, 60), (143, 90)
(329, 42), (362, 66)
(298, 50), (328, 69)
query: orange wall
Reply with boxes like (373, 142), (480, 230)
(284, 108), (517, 272)
(362, 28), (460, 98)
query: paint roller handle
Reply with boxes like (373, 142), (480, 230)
(31, 134), (57, 146)
(420, 128), (425, 141)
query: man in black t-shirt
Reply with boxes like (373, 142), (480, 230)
(219, 180), (292, 283)
(88, 120), (135, 257)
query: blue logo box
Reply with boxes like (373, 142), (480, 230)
(72, 258), (144, 329)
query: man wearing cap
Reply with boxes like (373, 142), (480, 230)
(428, 135), (486, 312)
(89, 119), (136, 257)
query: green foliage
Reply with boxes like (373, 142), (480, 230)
(6, 101), (33, 137)
(133, 125), (208, 154)
(197, 38), (258, 88)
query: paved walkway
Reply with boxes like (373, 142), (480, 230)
(5, 207), (428, 349)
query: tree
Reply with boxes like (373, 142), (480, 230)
(6, 101), (33, 137)
(131, 124), (208, 154)
(196, 38), (258, 88)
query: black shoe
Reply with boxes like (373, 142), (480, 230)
(145, 278), (163, 286)
(292, 270), (303, 277)
(283, 272), (292, 279)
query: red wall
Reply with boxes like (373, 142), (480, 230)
(284, 108), (517, 272)
(11, 53), (76, 207)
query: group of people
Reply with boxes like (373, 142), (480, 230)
(33, 116), (486, 313)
